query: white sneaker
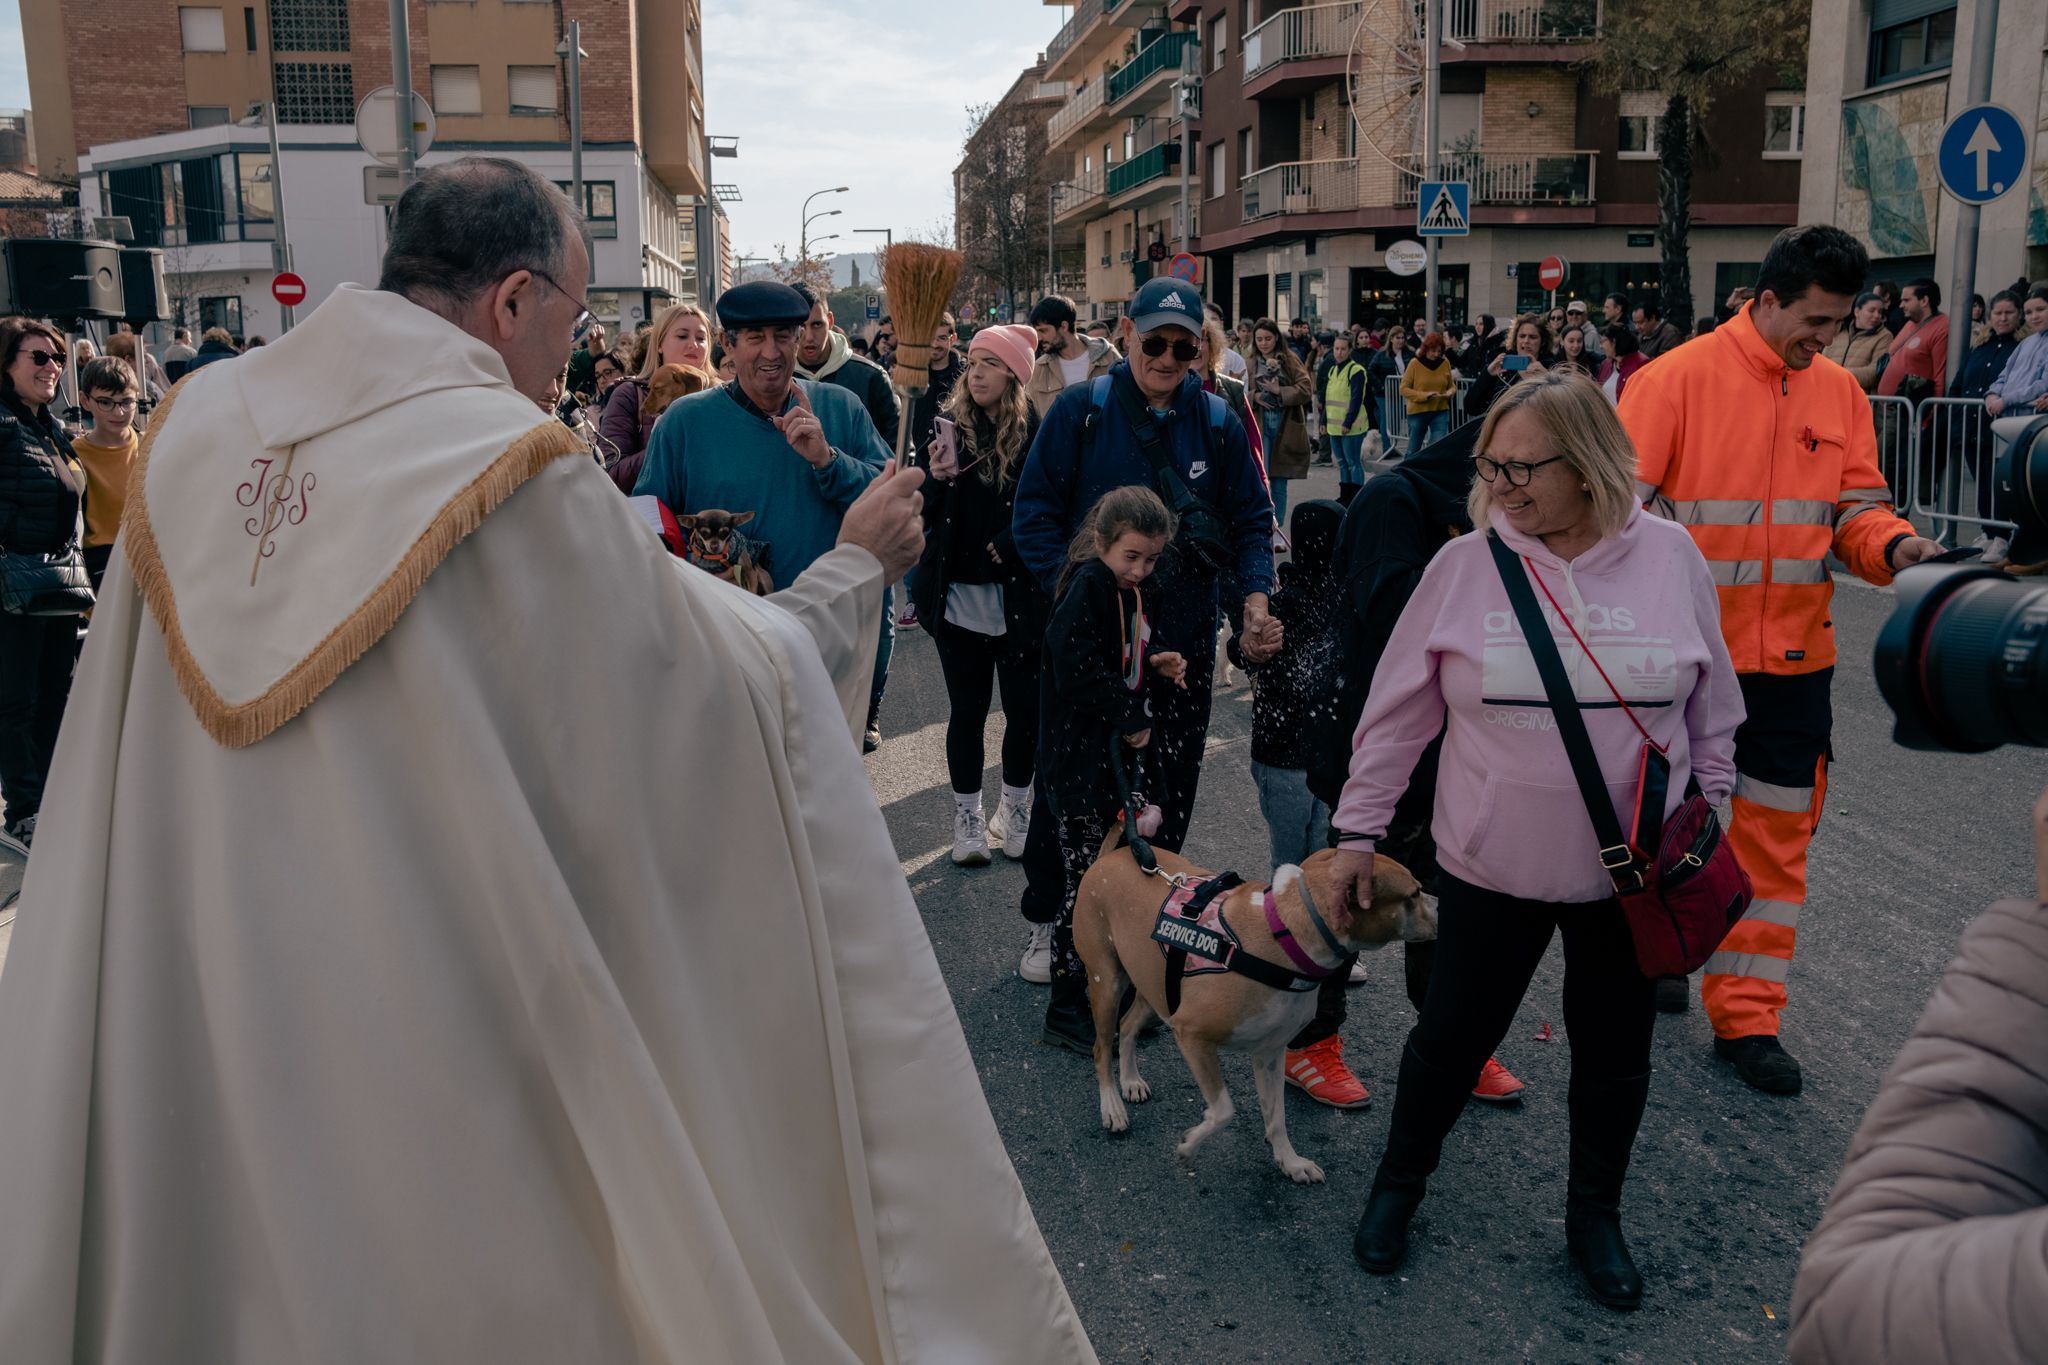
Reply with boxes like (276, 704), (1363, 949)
(952, 804), (991, 867)
(1349, 957), (1369, 986)
(988, 793), (1030, 859)
(1019, 922), (1054, 983)
(0, 814), (34, 858)
(1216, 628), (1242, 689)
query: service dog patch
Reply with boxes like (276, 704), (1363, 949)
(1151, 874), (1240, 973)
(1152, 909), (1230, 964)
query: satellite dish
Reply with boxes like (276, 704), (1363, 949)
(1347, 0), (1427, 182)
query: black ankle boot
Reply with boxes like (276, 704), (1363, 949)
(1566, 1205), (1642, 1309)
(1040, 976), (1095, 1056)
(1353, 1177), (1423, 1274)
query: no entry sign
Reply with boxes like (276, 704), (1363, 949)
(272, 272), (307, 307)
(1538, 256), (1569, 291)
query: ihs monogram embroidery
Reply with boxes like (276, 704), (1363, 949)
(236, 449), (315, 585)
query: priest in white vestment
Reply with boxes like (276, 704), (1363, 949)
(0, 158), (1096, 1364)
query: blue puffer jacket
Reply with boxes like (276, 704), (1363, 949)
(1011, 363), (1274, 655)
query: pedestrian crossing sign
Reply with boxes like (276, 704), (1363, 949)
(1417, 180), (1470, 237)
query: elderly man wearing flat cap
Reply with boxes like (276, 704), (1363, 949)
(635, 280), (898, 593)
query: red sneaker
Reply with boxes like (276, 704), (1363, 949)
(1284, 1035), (1371, 1109)
(1470, 1056), (1526, 1104)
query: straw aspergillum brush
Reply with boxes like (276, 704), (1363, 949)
(880, 242), (965, 468)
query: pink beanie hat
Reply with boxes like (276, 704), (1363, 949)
(970, 323), (1037, 388)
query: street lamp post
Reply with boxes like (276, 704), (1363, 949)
(799, 185), (849, 258)
(801, 208), (842, 260)
(556, 22), (587, 216)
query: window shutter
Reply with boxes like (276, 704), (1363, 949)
(1871, 0), (1953, 29)
(431, 66), (481, 116)
(509, 66), (558, 113)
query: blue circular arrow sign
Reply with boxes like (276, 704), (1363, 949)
(1936, 103), (2028, 205)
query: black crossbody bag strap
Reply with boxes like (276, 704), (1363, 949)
(1109, 373), (1202, 510)
(1485, 531), (1639, 892)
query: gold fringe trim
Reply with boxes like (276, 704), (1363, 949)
(124, 378), (587, 749)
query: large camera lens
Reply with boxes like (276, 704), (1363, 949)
(1875, 565), (2048, 752)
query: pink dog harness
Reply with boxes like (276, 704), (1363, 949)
(1150, 871), (1350, 1016)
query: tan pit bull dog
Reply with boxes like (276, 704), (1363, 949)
(1074, 836), (1437, 1183)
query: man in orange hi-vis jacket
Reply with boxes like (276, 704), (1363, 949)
(1620, 226), (1942, 1095)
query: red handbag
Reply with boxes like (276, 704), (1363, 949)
(1487, 533), (1752, 977)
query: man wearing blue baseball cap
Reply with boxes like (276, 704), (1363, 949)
(1011, 275), (1280, 1052)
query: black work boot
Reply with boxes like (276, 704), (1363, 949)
(1352, 1041), (1476, 1275)
(1713, 1034), (1803, 1094)
(1565, 1071), (1651, 1310)
(1040, 972), (1096, 1056)
(1653, 974), (1688, 1013)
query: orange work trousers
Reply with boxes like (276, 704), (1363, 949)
(1701, 670), (1833, 1040)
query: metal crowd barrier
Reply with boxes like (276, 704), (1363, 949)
(1867, 394), (2017, 550)
(1379, 373), (1478, 455)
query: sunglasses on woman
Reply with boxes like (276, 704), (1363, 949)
(24, 348), (66, 369)
(1474, 454), (1565, 487)
(1138, 334), (1200, 363)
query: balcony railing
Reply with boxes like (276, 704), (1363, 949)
(1053, 166), (1107, 219)
(1395, 151), (1596, 205)
(1443, 0), (1600, 42)
(1243, 1), (1362, 79)
(1046, 0), (1106, 68)
(1046, 78), (1106, 147)
(1241, 158), (1359, 220)
(1107, 32), (1199, 106)
(1107, 142), (1179, 197)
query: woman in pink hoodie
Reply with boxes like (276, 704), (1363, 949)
(1330, 373), (1742, 1309)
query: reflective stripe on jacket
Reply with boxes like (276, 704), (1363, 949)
(1619, 303), (1917, 676)
(1323, 359), (1369, 436)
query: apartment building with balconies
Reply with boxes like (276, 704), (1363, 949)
(25, 0), (716, 337)
(1089, 0), (1801, 328)
(1043, 0), (1204, 319)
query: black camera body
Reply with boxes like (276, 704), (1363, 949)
(1875, 415), (2048, 753)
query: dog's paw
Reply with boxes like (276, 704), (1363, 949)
(1279, 1155), (1326, 1184)
(1099, 1097), (1130, 1133)
(1121, 1077), (1151, 1104)
(1175, 1131), (1206, 1159)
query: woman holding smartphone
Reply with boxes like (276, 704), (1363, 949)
(912, 324), (1051, 868)
(1466, 314), (1554, 419)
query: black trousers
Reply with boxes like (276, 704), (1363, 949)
(1047, 803), (1111, 986)
(1374, 871), (1654, 1205)
(929, 618), (1039, 796)
(1022, 665), (1217, 927)
(0, 610), (78, 825)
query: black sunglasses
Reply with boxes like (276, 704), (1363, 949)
(24, 348), (66, 369)
(1139, 334), (1200, 363)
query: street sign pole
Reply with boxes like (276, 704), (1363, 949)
(1423, 0), (1441, 332)
(1947, 0), (2001, 389)
(390, 0), (418, 185)
(262, 101), (295, 332)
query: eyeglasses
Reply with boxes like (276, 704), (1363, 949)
(1139, 334), (1201, 363)
(89, 395), (138, 412)
(1474, 454), (1566, 487)
(531, 268), (593, 339)
(23, 348), (66, 369)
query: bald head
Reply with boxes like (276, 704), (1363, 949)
(378, 157), (590, 319)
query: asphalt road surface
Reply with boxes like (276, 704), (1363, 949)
(866, 463), (2047, 1365)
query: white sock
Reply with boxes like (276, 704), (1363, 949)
(955, 791), (983, 814)
(1001, 783), (1032, 809)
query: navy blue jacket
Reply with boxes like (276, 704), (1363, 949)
(1012, 364), (1273, 654)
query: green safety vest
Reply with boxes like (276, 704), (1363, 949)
(1323, 359), (1369, 437)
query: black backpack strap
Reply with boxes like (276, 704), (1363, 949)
(1107, 370), (1182, 493)
(1484, 531), (1639, 893)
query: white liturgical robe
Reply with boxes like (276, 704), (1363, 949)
(0, 286), (1096, 1364)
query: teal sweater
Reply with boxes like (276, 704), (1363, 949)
(633, 380), (890, 590)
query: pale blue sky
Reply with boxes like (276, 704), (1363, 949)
(0, 0), (1067, 262)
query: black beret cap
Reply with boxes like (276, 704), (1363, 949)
(715, 280), (811, 330)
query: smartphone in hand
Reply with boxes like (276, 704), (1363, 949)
(1503, 355), (1531, 372)
(930, 417), (959, 479)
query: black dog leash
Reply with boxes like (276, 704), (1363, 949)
(1109, 733), (1157, 875)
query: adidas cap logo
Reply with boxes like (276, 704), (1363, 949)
(1159, 291), (1189, 311)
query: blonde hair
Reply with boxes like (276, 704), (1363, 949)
(1466, 372), (1638, 540)
(201, 326), (235, 347)
(1199, 315), (1229, 381)
(638, 302), (713, 381)
(941, 356), (1031, 489)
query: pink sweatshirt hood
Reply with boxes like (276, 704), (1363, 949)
(1334, 503), (1744, 903)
